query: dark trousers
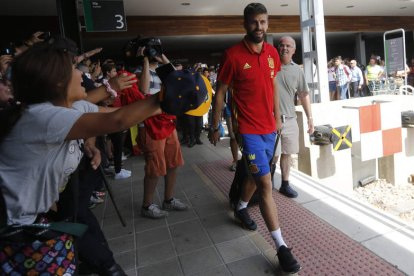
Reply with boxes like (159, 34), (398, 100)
(177, 115), (189, 142)
(108, 131), (126, 173)
(57, 157), (116, 271)
(96, 136), (109, 168)
(187, 115), (203, 141)
(349, 81), (360, 97)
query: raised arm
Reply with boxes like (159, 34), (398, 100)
(66, 95), (161, 140)
(85, 73), (137, 104)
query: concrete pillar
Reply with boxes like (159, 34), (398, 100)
(355, 33), (367, 66)
(299, 0), (329, 103)
(56, 0), (83, 52)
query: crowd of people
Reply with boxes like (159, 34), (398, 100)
(327, 54), (414, 100)
(3, 2), (414, 275)
(0, 30), (205, 274)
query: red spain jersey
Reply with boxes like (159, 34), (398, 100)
(218, 39), (281, 134)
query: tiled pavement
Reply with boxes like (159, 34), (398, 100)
(91, 133), (414, 276)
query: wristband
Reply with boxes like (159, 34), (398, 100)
(102, 79), (117, 98)
(210, 126), (219, 132)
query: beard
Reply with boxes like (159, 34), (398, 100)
(246, 30), (266, 44)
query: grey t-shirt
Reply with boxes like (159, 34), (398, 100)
(276, 62), (309, 118)
(0, 100), (98, 225)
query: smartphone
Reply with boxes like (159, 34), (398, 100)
(0, 43), (15, 56)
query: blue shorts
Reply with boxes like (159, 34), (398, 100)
(241, 132), (276, 177)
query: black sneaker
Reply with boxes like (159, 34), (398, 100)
(277, 245), (301, 274)
(279, 184), (298, 198)
(100, 263), (127, 276)
(234, 208), (257, 231)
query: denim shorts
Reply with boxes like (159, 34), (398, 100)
(329, 81), (337, 92)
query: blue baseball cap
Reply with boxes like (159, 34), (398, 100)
(160, 69), (211, 116)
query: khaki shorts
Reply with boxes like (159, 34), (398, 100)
(143, 129), (184, 177)
(275, 117), (299, 155)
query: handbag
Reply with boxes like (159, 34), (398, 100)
(0, 232), (77, 275)
(0, 215), (87, 275)
(0, 166), (87, 275)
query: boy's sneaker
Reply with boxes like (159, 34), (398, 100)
(114, 170), (131, 180)
(141, 204), (168, 218)
(277, 245), (301, 274)
(234, 208), (257, 231)
(162, 198), (188, 211)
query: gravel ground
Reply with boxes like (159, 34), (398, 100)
(353, 179), (414, 227)
(290, 154), (414, 227)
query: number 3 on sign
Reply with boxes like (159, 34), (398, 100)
(115, 14), (124, 29)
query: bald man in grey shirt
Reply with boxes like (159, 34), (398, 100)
(273, 36), (314, 198)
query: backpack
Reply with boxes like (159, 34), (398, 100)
(344, 65), (352, 82)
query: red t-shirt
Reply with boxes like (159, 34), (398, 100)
(218, 39), (281, 134)
(117, 70), (145, 105)
(116, 70), (176, 140)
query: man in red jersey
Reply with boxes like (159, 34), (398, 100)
(209, 3), (301, 274)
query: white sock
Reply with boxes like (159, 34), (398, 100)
(271, 228), (287, 250)
(236, 200), (249, 211)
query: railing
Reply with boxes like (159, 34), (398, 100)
(368, 77), (404, 95)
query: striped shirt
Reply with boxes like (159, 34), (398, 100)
(135, 67), (162, 95)
(335, 64), (351, 86)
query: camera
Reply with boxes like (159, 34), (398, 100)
(138, 37), (163, 58)
(125, 36), (163, 58)
(123, 36), (163, 70)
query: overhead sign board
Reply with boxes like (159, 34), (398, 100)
(83, 0), (127, 32)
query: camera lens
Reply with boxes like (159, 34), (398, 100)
(148, 48), (157, 57)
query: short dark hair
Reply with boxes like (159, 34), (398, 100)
(12, 39), (74, 105)
(244, 3), (267, 22)
(101, 62), (116, 76)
